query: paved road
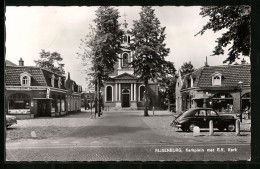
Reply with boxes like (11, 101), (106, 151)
(6, 110), (250, 161)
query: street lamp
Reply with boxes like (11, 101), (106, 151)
(238, 81), (243, 122)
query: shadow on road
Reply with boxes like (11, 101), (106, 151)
(67, 125), (147, 138)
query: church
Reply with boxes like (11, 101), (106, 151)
(102, 18), (160, 110)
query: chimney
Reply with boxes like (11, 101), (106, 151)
(204, 56), (209, 67)
(19, 58), (24, 66)
(241, 58), (246, 65)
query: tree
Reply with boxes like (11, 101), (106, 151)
(130, 6), (173, 116)
(180, 61), (194, 74)
(34, 49), (65, 75)
(78, 6), (124, 117)
(158, 61), (177, 111)
(77, 25), (96, 93)
(196, 6), (251, 64)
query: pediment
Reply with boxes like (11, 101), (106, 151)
(114, 73), (137, 80)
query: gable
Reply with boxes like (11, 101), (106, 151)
(113, 73), (137, 80)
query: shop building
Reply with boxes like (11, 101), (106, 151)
(5, 59), (82, 119)
(176, 61), (251, 116)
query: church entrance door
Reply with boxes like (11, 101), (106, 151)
(122, 89), (130, 107)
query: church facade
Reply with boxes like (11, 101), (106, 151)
(102, 20), (160, 110)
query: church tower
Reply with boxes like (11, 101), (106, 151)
(102, 12), (160, 111)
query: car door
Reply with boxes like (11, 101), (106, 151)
(199, 109), (208, 128)
(206, 109), (220, 127)
(194, 110), (207, 128)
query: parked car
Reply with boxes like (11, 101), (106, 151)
(171, 108), (236, 132)
(6, 115), (17, 128)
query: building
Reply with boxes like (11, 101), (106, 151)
(5, 58), (82, 119)
(176, 60), (251, 117)
(81, 92), (95, 109)
(65, 72), (82, 113)
(102, 19), (160, 110)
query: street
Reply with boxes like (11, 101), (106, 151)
(6, 109), (251, 161)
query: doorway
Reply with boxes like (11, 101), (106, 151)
(122, 89), (130, 107)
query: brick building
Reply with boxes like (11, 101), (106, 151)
(176, 61), (251, 116)
(5, 59), (82, 119)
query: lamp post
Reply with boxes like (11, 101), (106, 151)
(238, 81), (243, 122)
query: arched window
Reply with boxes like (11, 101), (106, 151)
(122, 53), (129, 67)
(242, 92), (251, 111)
(106, 85), (113, 102)
(20, 72), (31, 86)
(139, 85), (145, 101)
(22, 76), (29, 85)
(123, 36), (128, 43)
(128, 36), (130, 43)
(212, 72), (222, 86)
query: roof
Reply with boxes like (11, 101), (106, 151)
(5, 60), (18, 67)
(182, 64), (251, 89)
(5, 66), (48, 86)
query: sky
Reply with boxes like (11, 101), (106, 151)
(5, 6), (250, 90)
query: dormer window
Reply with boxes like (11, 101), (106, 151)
(20, 72), (31, 86)
(22, 76), (29, 85)
(212, 72), (222, 86)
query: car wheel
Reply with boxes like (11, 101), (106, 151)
(181, 126), (186, 132)
(188, 123), (196, 132)
(226, 123), (235, 132)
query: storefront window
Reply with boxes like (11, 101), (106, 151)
(242, 92), (251, 112)
(8, 93), (31, 114)
(9, 100), (30, 109)
(212, 93), (233, 113)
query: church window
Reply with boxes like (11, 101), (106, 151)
(123, 36), (127, 43)
(122, 53), (129, 67)
(106, 85), (113, 102)
(123, 35), (130, 43)
(139, 85), (145, 101)
(128, 36), (130, 43)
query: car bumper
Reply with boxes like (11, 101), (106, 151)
(171, 121), (182, 128)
